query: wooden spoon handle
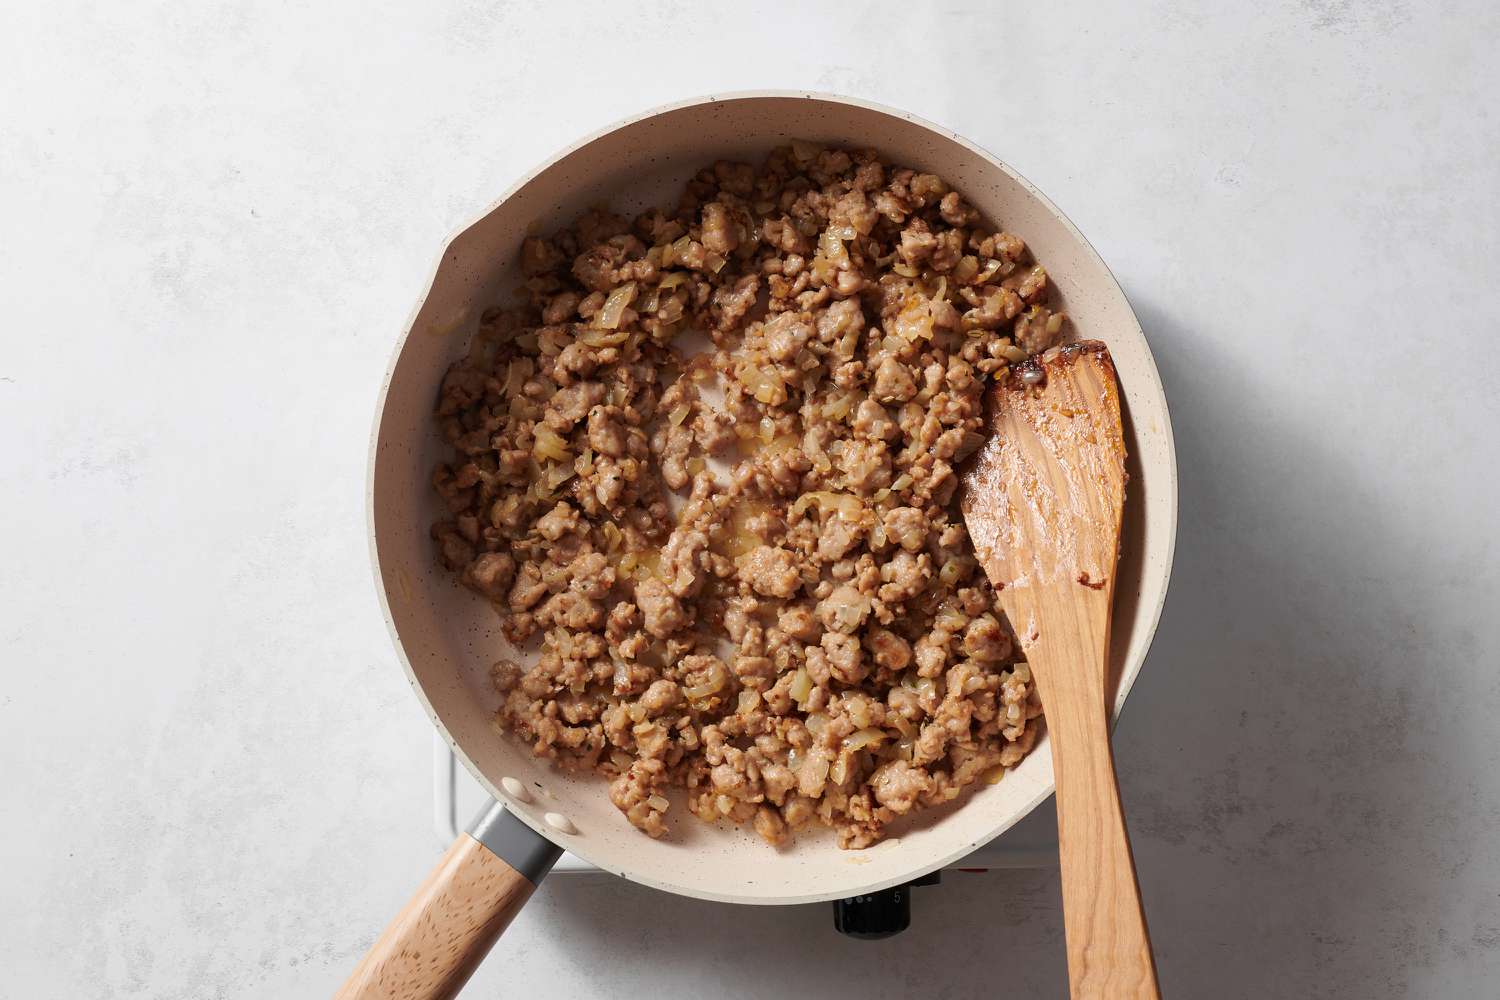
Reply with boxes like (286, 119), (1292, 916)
(336, 802), (560, 1000)
(1046, 682), (1161, 999)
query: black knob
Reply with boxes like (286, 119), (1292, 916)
(833, 885), (912, 939)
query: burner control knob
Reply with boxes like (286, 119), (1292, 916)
(832, 872), (940, 939)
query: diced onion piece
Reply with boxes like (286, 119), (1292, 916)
(683, 662), (727, 701)
(977, 258), (1007, 284)
(805, 712), (829, 737)
(937, 558), (962, 586)
(892, 262), (918, 278)
(686, 457), (706, 475)
(658, 271), (690, 291)
(647, 794), (671, 811)
(737, 690), (761, 714)
(801, 754), (830, 788)
(543, 462), (576, 492)
(893, 298), (934, 342)
(829, 756), (850, 786)
(843, 727), (888, 752)
(787, 748), (803, 772)
(579, 327), (630, 347)
(953, 255), (980, 284)
(668, 404), (692, 427)
(787, 491), (862, 524)
(890, 473), (913, 492)
(823, 391), (855, 420)
(983, 765), (1007, 785)
(897, 737), (916, 760)
(626, 701), (648, 723)
(704, 251), (727, 274)
(828, 224), (858, 241)
(819, 229), (849, 266)
(1002, 344), (1029, 364)
(1045, 311), (1065, 335)
(738, 364), (787, 406)
(789, 667), (813, 710)
(532, 426), (572, 462)
(599, 282), (637, 329)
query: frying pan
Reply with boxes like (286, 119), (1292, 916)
(344, 92), (1178, 998)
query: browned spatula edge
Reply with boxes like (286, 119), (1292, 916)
(961, 341), (1161, 999)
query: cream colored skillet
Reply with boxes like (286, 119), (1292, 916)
(341, 92), (1178, 999)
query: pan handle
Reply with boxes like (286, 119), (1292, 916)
(336, 800), (560, 1000)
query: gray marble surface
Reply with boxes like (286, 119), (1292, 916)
(4, 2), (1497, 997)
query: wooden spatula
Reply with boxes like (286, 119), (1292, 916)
(961, 341), (1160, 999)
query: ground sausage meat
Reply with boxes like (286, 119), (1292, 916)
(431, 144), (1059, 849)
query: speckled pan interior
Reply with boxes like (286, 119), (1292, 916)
(368, 92), (1178, 906)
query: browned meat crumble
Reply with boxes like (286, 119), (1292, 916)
(430, 144), (1061, 849)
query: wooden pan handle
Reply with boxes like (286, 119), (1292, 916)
(337, 801), (561, 1000)
(1043, 662), (1161, 999)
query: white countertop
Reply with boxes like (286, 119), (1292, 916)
(4, 2), (1498, 997)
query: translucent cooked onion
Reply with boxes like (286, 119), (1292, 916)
(599, 282), (637, 329)
(658, 271), (690, 291)
(805, 712), (829, 737)
(829, 756), (850, 786)
(938, 556), (973, 586)
(825, 586), (871, 633)
(532, 426), (571, 462)
(738, 364), (786, 405)
(788, 491), (862, 524)
(819, 229), (849, 266)
(704, 251), (727, 274)
(647, 794), (671, 811)
(953, 255), (980, 284)
(683, 662), (727, 701)
(577, 327), (629, 348)
(893, 299), (934, 341)
(976, 258), (1006, 284)
(668, 404), (692, 427)
(801, 753), (830, 788)
(737, 690), (761, 714)
(789, 667), (813, 710)
(542, 462), (576, 492)
(843, 727), (887, 752)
